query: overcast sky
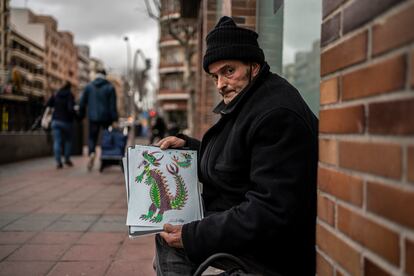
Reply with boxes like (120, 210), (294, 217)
(283, 0), (321, 65)
(11, 0), (160, 82)
(10, 0), (321, 80)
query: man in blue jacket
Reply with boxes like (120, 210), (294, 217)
(79, 69), (118, 171)
(154, 16), (318, 275)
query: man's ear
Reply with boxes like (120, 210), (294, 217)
(251, 63), (260, 77)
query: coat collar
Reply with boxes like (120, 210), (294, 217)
(213, 63), (270, 116)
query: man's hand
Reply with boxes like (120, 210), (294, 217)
(155, 136), (185, 150)
(159, 224), (184, 248)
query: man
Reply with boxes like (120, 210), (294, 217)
(79, 69), (118, 171)
(155, 16), (318, 275)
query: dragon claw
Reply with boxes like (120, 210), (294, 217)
(150, 214), (163, 223)
(140, 210), (155, 221)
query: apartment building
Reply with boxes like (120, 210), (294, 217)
(0, 0), (9, 87)
(107, 74), (127, 118)
(10, 8), (79, 97)
(89, 57), (104, 80)
(31, 14), (78, 96)
(158, 0), (197, 133)
(76, 44), (90, 93)
(8, 28), (45, 98)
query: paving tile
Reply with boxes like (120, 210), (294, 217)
(106, 260), (155, 276)
(116, 245), (155, 261)
(0, 244), (19, 260)
(124, 235), (154, 246)
(0, 261), (54, 276)
(0, 203), (42, 213)
(0, 197), (21, 208)
(0, 232), (37, 244)
(46, 221), (94, 232)
(103, 208), (127, 215)
(0, 218), (15, 228)
(0, 213), (25, 221)
(90, 215), (127, 232)
(59, 214), (99, 222)
(21, 214), (61, 221)
(3, 219), (55, 232)
(7, 244), (70, 261)
(67, 207), (108, 215)
(0, 156), (157, 274)
(34, 202), (78, 214)
(90, 221), (127, 232)
(2, 214), (61, 232)
(46, 214), (99, 232)
(61, 244), (120, 261)
(47, 261), (111, 276)
(77, 232), (125, 245)
(29, 232), (82, 245)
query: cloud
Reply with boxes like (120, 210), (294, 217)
(10, 0), (159, 79)
(283, 0), (321, 64)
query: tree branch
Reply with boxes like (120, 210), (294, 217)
(144, 0), (160, 20)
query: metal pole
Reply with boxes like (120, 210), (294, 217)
(123, 36), (133, 117)
(132, 49), (151, 113)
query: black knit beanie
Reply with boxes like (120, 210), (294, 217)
(203, 16), (265, 73)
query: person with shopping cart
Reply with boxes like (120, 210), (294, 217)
(79, 68), (118, 171)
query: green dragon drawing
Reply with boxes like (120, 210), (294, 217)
(135, 151), (191, 223)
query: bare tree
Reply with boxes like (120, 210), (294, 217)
(144, 0), (198, 134)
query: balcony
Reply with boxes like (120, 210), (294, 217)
(157, 92), (189, 101)
(159, 88), (186, 95)
(10, 49), (42, 67)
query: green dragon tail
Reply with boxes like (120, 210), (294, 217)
(170, 174), (188, 210)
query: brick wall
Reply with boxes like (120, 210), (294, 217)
(318, 0), (414, 275)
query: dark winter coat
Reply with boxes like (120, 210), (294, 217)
(47, 86), (75, 122)
(180, 63), (318, 275)
(79, 77), (118, 123)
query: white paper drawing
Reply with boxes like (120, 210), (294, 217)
(125, 145), (202, 233)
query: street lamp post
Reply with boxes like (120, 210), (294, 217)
(123, 36), (133, 118)
(132, 49), (151, 105)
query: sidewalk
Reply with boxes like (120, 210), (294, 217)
(0, 154), (155, 276)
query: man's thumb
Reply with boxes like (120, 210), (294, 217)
(163, 223), (173, 232)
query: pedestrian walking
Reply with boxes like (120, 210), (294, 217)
(46, 81), (76, 169)
(154, 16), (318, 275)
(79, 69), (118, 171)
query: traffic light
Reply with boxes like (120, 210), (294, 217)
(149, 110), (157, 118)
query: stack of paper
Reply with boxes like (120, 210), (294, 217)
(123, 145), (203, 237)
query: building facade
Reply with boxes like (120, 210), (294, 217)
(29, 13), (78, 97)
(76, 44), (90, 94)
(8, 29), (45, 98)
(0, 8), (46, 132)
(0, 0), (9, 88)
(107, 73), (127, 119)
(89, 57), (104, 81)
(158, 0), (197, 133)
(283, 40), (321, 116)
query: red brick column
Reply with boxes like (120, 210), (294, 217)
(318, 0), (414, 275)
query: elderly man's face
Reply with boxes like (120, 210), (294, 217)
(208, 60), (259, 104)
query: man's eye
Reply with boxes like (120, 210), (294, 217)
(210, 75), (218, 82)
(225, 67), (234, 75)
